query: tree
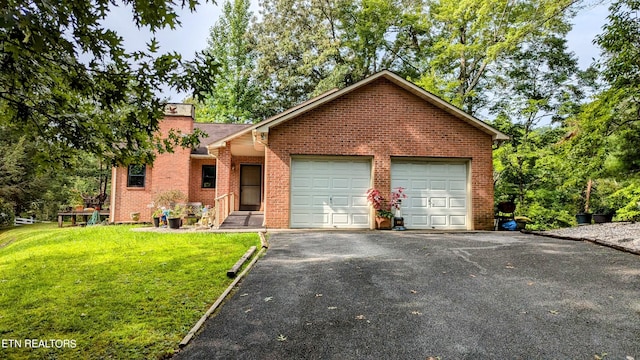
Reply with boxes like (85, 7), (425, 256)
(0, 134), (56, 218)
(491, 33), (584, 206)
(252, 0), (424, 115)
(593, 0), (640, 174)
(414, 0), (580, 114)
(0, 129), (113, 220)
(252, 0), (347, 114)
(198, 0), (260, 123)
(576, 0), (640, 221)
(0, 0), (212, 167)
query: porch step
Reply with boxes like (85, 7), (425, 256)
(219, 211), (265, 229)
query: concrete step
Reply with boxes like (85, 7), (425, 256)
(219, 211), (265, 229)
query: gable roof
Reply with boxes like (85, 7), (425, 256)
(209, 70), (508, 148)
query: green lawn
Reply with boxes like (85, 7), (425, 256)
(0, 224), (260, 359)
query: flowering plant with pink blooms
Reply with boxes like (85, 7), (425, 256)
(366, 187), (407, 218)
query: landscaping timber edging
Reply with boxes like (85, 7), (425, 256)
(227, 246), (257, 278)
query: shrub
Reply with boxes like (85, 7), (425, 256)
(0, 199), (15, 228)
(609, 181), (640, 221)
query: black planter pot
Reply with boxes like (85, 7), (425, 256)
(168, 218), (181, 229)
(575, 213), (592, 225)
(593, 213), (613, 224)
(153, 217), (160, 227)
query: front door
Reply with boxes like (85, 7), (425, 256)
(240, 165), (262, 211)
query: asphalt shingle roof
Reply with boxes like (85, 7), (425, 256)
(191, 123), (252, 155)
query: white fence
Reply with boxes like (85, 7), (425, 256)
(14, 217), (37, 226)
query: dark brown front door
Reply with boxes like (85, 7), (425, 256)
(240, 165), (262, 211)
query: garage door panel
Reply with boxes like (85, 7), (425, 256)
(351, 177), (371, 190)
(431, 215), (447, 226)
(313, 213), (330, 224)
(352, 196), (368, 207)
(431, 180), (447, 191)
(450, 180), (466, 191)
(292, 177), (312, 189)
(409, 215), (429, 226)
(451, 216), (466, 226)
(290, 213), (310, 225)
(352, 214), (370, 226)
(291, 158), (371, 228)
(291, 212), (330, 227)
(450, 198), (466, 208)
(311, 196), (330, 206)
(449, 164), (467, 176)
(430, 164), (447, 175)
(332, 213), (349, 225)
(332, 196), (349, 207)
(292, 195), (312, 206)
(293, 161), (313, 171)
(412, 180), (428, 190)
(312, 178), (330, 189)
(313, 161), (331, 171)
(393, 179), (410, 189)
(430, 197), (447, 208)
(332, 178), (349, 189)
(411, 197), (429, 207)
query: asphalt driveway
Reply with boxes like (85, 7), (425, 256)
(175, 231), (640, 359)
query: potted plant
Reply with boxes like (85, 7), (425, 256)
(167, 205), (185, 229)
(592, 199), (615, 224)
(366, 188), (393, 229)
(130, 212), (140, 222)
(366, 188), (407, 230)
(151, 208), (163, 227)
(153, 190), (187, 229)
(390, 187), (407, 230)
(590, 180), (617, 224)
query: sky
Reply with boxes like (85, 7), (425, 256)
(106, 1), (611, 102)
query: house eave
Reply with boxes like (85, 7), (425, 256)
(190, 153), (216, 159)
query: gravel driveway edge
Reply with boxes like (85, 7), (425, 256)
(530, 222), (640, 255)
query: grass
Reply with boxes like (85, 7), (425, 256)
(0, 224), (260, 359)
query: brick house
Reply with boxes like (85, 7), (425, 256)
(110, 70), (508, 230)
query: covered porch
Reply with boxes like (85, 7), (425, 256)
(207, 129), (267, 228)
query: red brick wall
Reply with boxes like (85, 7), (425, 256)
(189, 158), (217, 208)
(265, 78), (495, 230)
(111, 115), (194, 222)
(215, 147), (232, 201)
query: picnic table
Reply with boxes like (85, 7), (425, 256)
(57, 211), (110, 227)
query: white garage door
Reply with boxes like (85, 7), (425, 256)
(291, 158), (371, 228)
(391, 161), (469, 230)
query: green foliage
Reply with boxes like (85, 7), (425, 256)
(0, 0), (213, 167)
(0, 198), (15, 227)
(609, 179), (640, 221)
(198, 0), (260, 123)
(0, 130), (111, 220)
(252, 0), (423, 114)
(0, 224), (260, 358)
(415, 0), (579, 114)
(523, 202), (573, 231)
